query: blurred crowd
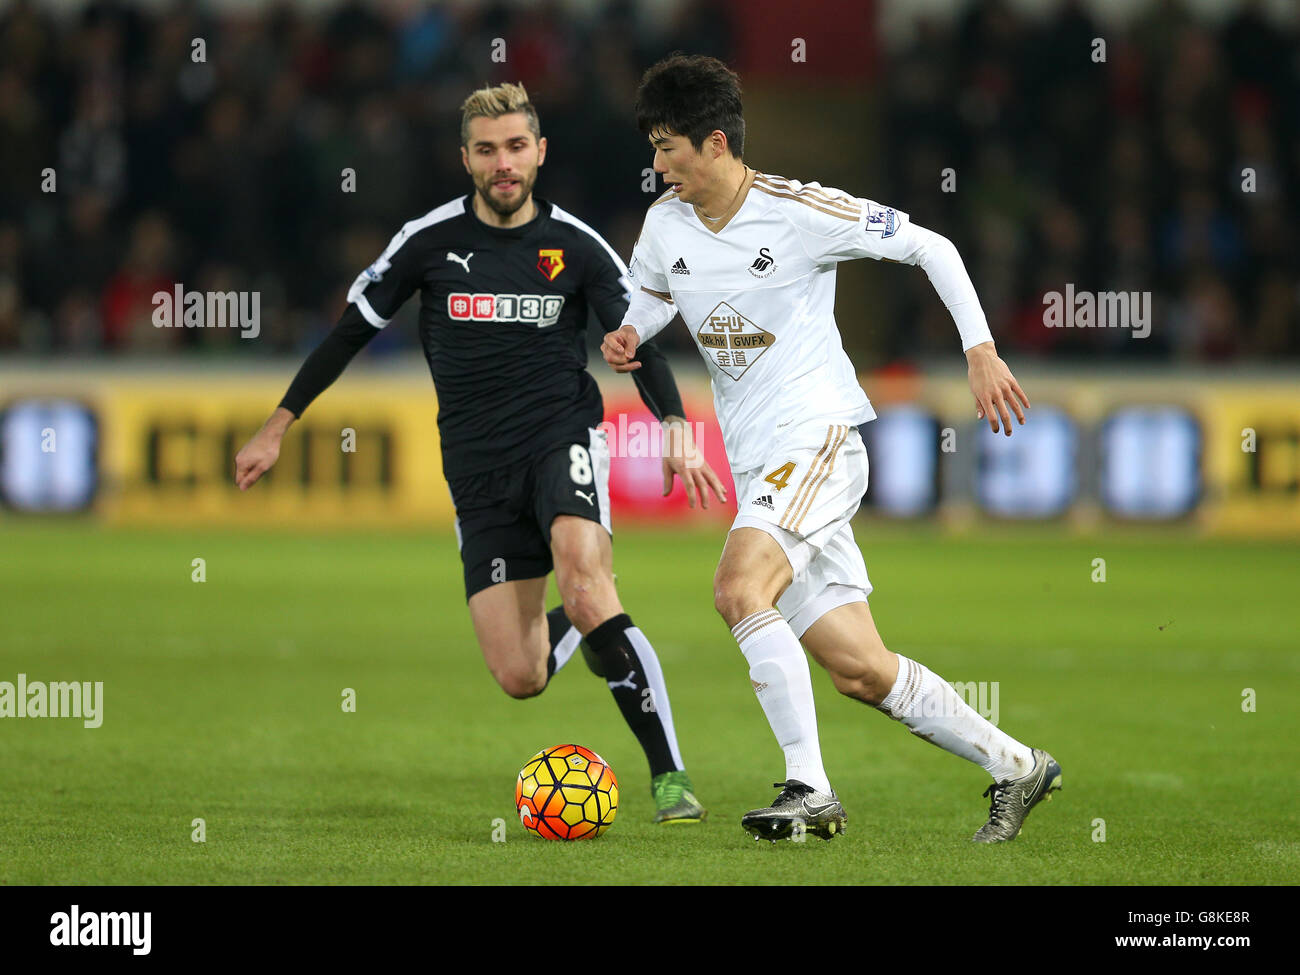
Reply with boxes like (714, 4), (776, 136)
(880, 0), (1299, 361)
(0, 0), (732, 356)
(0, 0), (1296, 363)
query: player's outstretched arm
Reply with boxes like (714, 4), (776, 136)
(881, 220), (1031, 436)
(234, 304), (380, 490)
(966, 340), (1030, 437)
(235, 407), (294, 491)
(782, 184), (1031, 436)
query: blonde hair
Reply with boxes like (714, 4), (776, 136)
(460, 82), (541, 146)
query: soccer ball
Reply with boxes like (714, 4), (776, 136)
(516, 744), (619, 840)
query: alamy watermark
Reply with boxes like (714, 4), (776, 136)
(50, 906), (150, 955)
(952, 680), (999, 726)
(0, 674), (103, 728)
(896, 680), (1000, 726)
(1043, 284), (1150, 339)
(596, 413), (708, 468)
(152, 285), (260, 339)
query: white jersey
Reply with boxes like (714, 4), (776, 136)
(624, 167), (990, 473)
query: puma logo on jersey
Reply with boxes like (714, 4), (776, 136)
(607, 671), (637, 691)
(751, 495), (775, 510)
(671, 257), (690, 275)
(574, 489), (595, 506)
(447, 251), (473, 273)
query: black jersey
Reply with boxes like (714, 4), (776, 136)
(280, 195), (684, 479)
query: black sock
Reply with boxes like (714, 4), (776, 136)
(585, 613), (680, 778)
(545, 605), (578, 682)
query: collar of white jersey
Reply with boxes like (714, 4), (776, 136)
(691, 166), (757, 235)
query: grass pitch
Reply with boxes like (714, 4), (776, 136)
(1, 521), (1297, 885)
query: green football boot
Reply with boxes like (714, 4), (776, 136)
(652, 770), (707, 824)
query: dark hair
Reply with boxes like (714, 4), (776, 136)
(635, 54), (744, 158)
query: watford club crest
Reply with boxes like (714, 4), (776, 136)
(537, 248), (565, 282)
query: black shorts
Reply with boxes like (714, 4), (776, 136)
(449, 429), (612, 600)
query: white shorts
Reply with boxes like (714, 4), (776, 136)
(731, 420), (872, 637)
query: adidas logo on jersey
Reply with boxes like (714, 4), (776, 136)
(671, 257), (690, 275)
(751, 495), (775, 510)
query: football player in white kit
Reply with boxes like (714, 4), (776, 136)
(602, 55), (1062, 843)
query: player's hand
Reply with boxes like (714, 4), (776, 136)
(602, 324), (642, 373)
(234, 408), (294, 490)
(661, 416), (728, 510)
(966, 341), (1029, 437)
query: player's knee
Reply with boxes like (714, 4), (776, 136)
(495, 666), (547, 700)
(557, 571), (610, 634)
(713, 573), (761, 628)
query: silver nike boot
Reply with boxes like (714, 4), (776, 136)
(742, 780), (847, 843)
(972, 748), (1063, 843)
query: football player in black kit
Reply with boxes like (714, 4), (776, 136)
(235, 83), (725, 823)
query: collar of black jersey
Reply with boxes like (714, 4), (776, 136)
(462, 195), (551, 237)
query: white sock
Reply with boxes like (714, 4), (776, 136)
(732, 609), (832, 795)
(878, 655), (1034, 782)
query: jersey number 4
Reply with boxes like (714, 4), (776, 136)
(763, 462), (796, 492)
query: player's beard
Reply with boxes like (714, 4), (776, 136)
(474, 168), (538, 219)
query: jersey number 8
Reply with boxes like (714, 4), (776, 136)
(569, 444), (593, 485)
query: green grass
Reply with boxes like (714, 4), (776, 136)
(1, 521), (1297, 884)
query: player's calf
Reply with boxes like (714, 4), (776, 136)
(801, 602), (899, 706)
(549, 516), (698, 810)
(823, 655), (898, 706)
